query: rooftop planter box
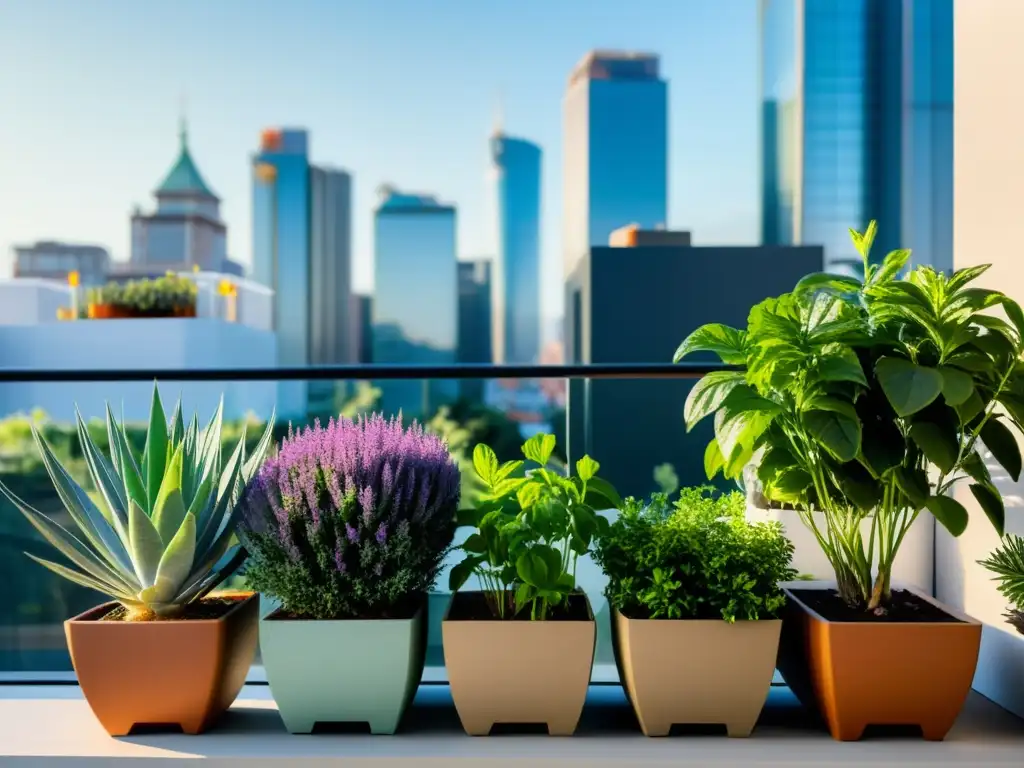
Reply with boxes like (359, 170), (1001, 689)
(0, 384), (275, 735)
(237, 414), (459, 735)
(444, 435), (617, 736)
(595, 489), (795, 738)
(87, 274), (197, 320)
(675, 221), (1024, 741)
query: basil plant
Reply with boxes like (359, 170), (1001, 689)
(676, 222), (1024, 614)
(0, 385), (275, 620)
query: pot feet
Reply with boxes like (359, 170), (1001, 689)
(638, 720), (756, 738)
(103, 717), (208, 737)
(459, 719), (580, 737)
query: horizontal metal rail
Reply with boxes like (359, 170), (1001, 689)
(0, 362), (733, 383)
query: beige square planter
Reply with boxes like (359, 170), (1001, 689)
(615, 610), (781, 737)
(442, 591), (596, 736)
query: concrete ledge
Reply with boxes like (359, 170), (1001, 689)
(0, 685), (1021, 766)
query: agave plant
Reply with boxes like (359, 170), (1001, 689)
(0, 385), (275, 619)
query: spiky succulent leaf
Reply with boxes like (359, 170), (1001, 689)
(6, 383), (276, 618)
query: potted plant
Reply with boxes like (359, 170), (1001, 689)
(89, 274), (198, 319)
(237, 414), (460, 735)
(0, 385), (275, 736)
(675, 221), (1024, 741)
(980, 535), (1024, 634)
(444, 433), (620, 736)
(593, 487), (795, 737)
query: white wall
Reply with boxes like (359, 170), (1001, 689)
(0, 319), (278, 425)
(938, 0), (1024, 717)
(0, 280), (72, 326)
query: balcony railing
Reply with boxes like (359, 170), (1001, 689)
(0, 363), (1021, 763)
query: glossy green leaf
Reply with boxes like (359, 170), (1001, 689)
(516, 549), (549, 588)
(448, 556), (483, 592)
(938, 366), (974, 407)
(795, 272), (863, 297)
(909, 421), (958, 474)
(1000, 296), (1024, 342)
(673, 323), (746, 364)
(871, 249), (911, 285)
(926, 495), (969, 536)
(970, 483), (1005, 537)
(704, 439), (725, 480)
(961, 451), (992, 485)
(980, 419), (1022, 482)
(522, 433), (556, 466)
(956, 390), (987, 424)
(875, 357), (944, 417)
(895, 466), (930, 509)
(817, 348), (868, 386)
(575, 455), (599, 483)
(801, 397), (862, 462)
(683, 372), (746, 430)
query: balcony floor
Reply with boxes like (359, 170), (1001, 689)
(1, 684), (1021, 765)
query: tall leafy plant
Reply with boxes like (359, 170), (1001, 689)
(676, 222), (1024, 613)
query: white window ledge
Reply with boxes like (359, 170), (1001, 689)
(1, 685), (1021, 766)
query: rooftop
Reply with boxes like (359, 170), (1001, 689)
(569, 50), (661, 86)
(375, 184), (455, 213)
(155, 119), (217, 200)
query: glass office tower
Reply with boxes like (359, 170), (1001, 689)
(373, 186), (458, 418)
(252, 128), (311, 418)
(761, 0), (953, 273)
(491, 134), (542, 365)
(563, 51), (669, 279)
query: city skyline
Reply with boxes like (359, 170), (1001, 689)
(0, 0), (760, 324)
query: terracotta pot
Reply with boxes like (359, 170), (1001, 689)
(88, 303), (128, 319)
(260, 602), (427, 734)
(776, 581), (981, 741)
(174, 305), (197, 318)
(442, 591), (595, 736)
(614, 609), (780, 737)
(65, 593), (259, 736)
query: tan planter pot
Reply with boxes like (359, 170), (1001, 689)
(614, 610), (780, 737)
(442, 591), (595, 736)
(777, 581), (982, 741)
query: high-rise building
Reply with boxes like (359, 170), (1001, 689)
(760, 0), (953, 273)
(11, 241), (110, 286)
(131, 120), (237, 273)
(373, 186), (457, 418)
(457, 259), (493, 402)
(491, 134), (542, 364)
(310, 167), (354, 366)
(252, 128), (312, 418)
(562, 51), (669, 279)
(565, 230), (822, 495)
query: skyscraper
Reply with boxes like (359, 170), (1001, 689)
(491, 134), (542, 364)
(760, 0), (953, 273)
(310, 167), (354, 367)
(252, 128), (311, 378)
(562, 51), (669, 279)
(373, 186), (457, 417)
(457, 258), (493, 402)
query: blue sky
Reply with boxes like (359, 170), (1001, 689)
(0, 0), (759, 322)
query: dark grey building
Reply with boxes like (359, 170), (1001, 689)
(457, 259), (493, 402)
(351, 294), (373, 365)
(565, 236), (823, 497)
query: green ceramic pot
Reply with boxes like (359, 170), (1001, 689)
(260, 602), (426, 735)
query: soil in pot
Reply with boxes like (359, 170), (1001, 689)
(66, 593), (259, 736)
(99, 597), (240, 622)
(777, 584), (981, 742)
(446, 590), (590, 622)
(260, 601), (427, 735)
(788, 588), (961, 623)
(443, 590), (595, 736)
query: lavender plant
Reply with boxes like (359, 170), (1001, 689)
(238, 414), (460, 620)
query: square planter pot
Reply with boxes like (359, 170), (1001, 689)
(260, 602), (427, 734)
(442, 590), (595, 736)
(66, 592), (259, 736)
(614, 609), (781, 737)
(777, 580), (981, 741)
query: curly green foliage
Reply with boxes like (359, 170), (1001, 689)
(676, 220), (1024, 613)
(593, 487), (796, 623)
(979, 534), (1024, 635)
(96, 273), (197, 315)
